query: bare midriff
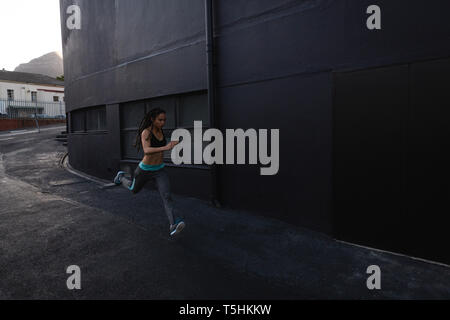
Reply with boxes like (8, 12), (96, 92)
(142, 152), (164, 166)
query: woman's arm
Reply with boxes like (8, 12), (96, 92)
(142, 130), (168, 155)
(141, 130), (179, 155)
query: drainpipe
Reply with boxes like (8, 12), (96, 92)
(205, 0), (220, 208)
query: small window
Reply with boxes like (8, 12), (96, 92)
(71, 106), (107, 133)
(7, 89), (14, 101)
(53, 96), (59, 102)
(87, 106), (107, 131)
(31, 92), (37, 102)
(71, 110), (86, 133)
(178, 93), (209, 127)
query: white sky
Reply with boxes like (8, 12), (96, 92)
(0, 0), (62, 71)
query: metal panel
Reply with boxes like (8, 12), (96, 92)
(406, 57), (450, 263)
(218, 72), (333, 233)
(334, 65), (408, 252)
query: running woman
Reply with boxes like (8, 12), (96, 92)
(113, 107), (185, 237)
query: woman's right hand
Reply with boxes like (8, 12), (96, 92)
(165, 141), (179, 151)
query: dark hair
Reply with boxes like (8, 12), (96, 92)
(133, 107), (166, 152)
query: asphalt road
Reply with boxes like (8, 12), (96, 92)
(1, 125), (450, 299)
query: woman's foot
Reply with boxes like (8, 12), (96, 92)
(114, 171), (125, 185)
(170, 218), (185, 236)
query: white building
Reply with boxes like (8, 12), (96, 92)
(0, 70), (65, 118)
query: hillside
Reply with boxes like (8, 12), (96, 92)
(14, 51), (63, 78)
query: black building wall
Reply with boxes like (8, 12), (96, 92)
(61, 0), (450, 261)
(334, 57), (450, 264)
(213, 0), (450, 234)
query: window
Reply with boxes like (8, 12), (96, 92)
(53, 96), (59, 102)
(70, 106), (107, 133)
(87, 106), (107, 131)
(178, 94), (209, 127)
(31, 92), (37, 102)
(7, 89), (14, 101)
(71, 109), (86, 133)
(120, 91), (209, 162)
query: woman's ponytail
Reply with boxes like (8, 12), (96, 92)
(133, 107), (166, 153)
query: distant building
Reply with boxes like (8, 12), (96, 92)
(0, 70), (65, 117)
(0, 70), (64, 102)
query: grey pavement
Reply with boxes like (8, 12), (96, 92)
(1, 125), (450, 299)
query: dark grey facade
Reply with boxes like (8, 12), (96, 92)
(60, 0), (450, 263)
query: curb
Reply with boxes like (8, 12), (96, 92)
(60, 152), (117, 189)
(0, 125), (66, 136)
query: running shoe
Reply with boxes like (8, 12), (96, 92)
(170, 218), (185, 236)
(114, 171), (125, 185)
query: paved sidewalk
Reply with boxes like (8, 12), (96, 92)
(1, 126), (450, 299)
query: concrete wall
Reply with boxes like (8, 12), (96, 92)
(0, 119), (66, 132)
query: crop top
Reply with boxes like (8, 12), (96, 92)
(149, 129), (167, 148)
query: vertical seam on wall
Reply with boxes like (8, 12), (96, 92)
(331, 71), (337, 238)
(404, 63), (411, 222)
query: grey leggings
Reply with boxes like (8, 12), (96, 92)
(120, 165), (175, 226)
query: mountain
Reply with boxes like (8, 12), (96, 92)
(14, 52), (63, 79)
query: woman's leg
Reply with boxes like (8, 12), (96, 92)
(154, 169), (176, 226)
(119, 175), (133, 189)
(119, 166), (148, 194)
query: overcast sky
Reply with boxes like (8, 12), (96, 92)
(0, 0), (62, 71)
